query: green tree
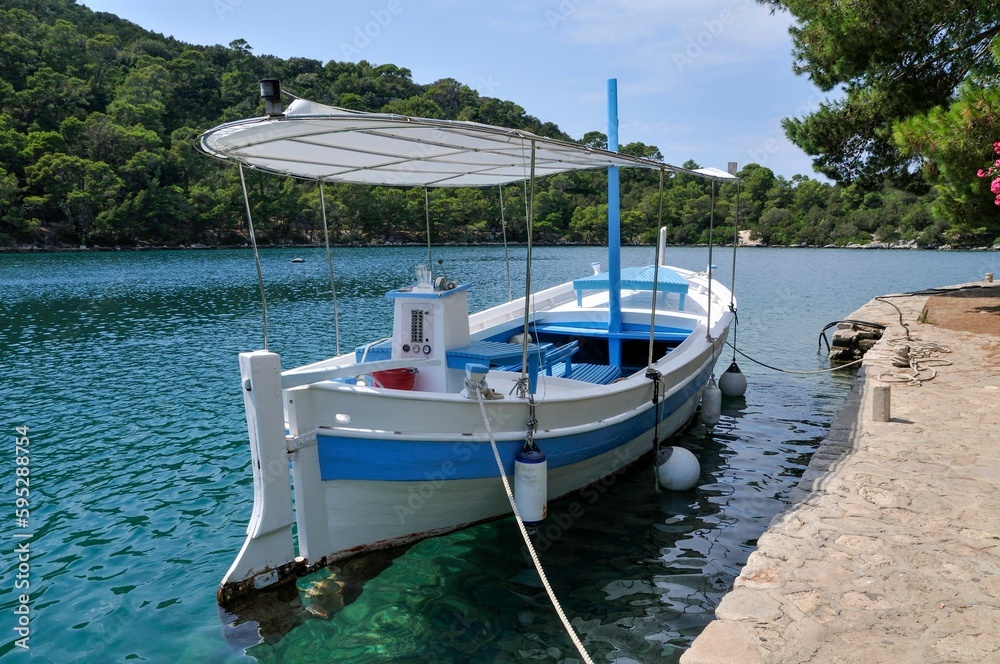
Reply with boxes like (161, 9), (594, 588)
(381, 96), (445, 118)
(424, 78), (479, 119)
(85, 33), (122, 101)
(894, 71), (1000, 243)
(0, 166), (30, 244)
(107, 60), (171, 135)
(16, 67), (90, 131)
(24, 153), (123, 243)
(568, 204), (607, 243)
(759, 0), (1000, 187)
(734, 163), (776, 225)
(0, 28), (37, 89)
(40, 18), (86, 77)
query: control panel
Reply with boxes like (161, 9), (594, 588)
(400, 305), (434, 358)
(386, 282), (471, 392)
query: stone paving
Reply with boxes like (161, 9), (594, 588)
(682, 283), (1000, 664)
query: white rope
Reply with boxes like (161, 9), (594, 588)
(877, 338), (952, 385)
(468, 379), (594, 664)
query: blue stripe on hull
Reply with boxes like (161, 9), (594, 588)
(317, 364), (710, 482)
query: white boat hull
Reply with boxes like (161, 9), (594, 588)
(218, 271), (732, 603)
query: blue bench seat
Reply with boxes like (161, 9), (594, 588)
(549, 362), (621, 384)
(498, 340), (620, 385)
(572, 265), (688, 309)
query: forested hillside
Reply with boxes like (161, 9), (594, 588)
(0, 0), (995, 249)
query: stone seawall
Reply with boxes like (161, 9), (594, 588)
(682, 282), (1000, 663)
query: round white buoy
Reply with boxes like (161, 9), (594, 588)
(657, 446), (700, 491)
(700, 375), (722, 427)
(718, 360), (748, 397)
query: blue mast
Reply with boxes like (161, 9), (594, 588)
(607, 79), (622, 367)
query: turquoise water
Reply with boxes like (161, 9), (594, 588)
(0, 246), (994, 662)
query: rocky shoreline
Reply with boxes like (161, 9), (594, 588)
(4, 240), (1000, 254)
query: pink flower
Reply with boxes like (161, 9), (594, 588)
(976, 143), (1000, 202)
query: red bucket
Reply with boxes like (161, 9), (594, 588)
(371, 367), (418, 390)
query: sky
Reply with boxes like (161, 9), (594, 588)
(79, 0), (830, 180)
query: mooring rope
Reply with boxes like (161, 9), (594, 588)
(468, 379), (594, 664)
(646, 368), (664, 494)
(874, 296), (912, 341)
(727, 342), (864, 374)
(876, 338), (952, 385)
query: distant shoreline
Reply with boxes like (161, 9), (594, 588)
(2, 241), (999, 254)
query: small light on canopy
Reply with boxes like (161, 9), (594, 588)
(259, 79), (280, 101)
(259, 79), (282, 115)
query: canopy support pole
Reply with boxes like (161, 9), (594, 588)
(238, 162), (268, 350)
(730, 178), (741, 303)
(319, 182), (341, 356)
(424, 187), (432, 271)
(499, 184), (513, 302)
(729, 178), (741, 360)
(706, 179), (716, 342)
(647, 168), (666, 368)
(516, 141), (537, 399)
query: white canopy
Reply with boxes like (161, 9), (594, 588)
(691, 166), (739, 181)
(198, 99), (732, 188)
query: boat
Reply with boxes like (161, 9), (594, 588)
(198, 79), (738, 605)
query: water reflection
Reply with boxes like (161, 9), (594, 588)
(237, 401), (819, 663)
(2, 245), (967, 662)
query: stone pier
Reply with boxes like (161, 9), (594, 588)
(682, 281), (1000, 664)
